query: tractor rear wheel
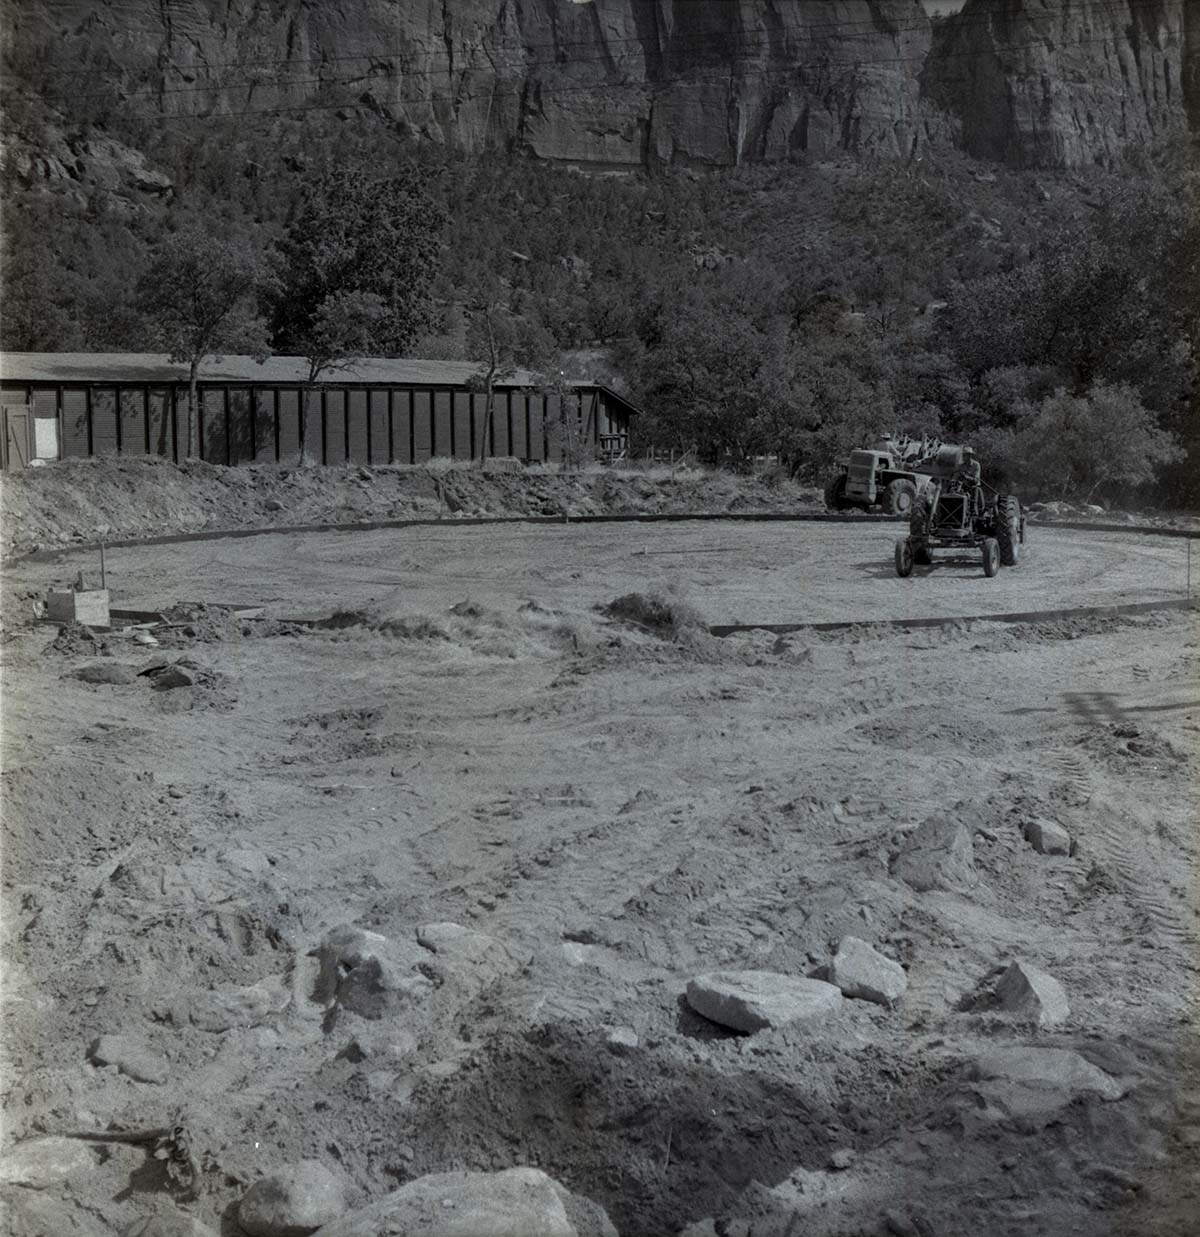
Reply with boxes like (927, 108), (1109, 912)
(982, 537), (1000, 577)
(884, 479), (917, 516)
(997, 495), (1021, 565)
(914, 542), (932, 566)
(824, 473), (850, 511)
(895, 538), (914, 577)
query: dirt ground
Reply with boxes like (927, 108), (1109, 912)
(1, 509), (1198, 1235)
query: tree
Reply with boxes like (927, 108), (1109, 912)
(136, 219), (275, 459)
(463, 273), (557, 461)
(997, 383), (1184, 503)
(272, 164), (444, 460)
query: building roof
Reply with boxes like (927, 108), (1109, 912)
(0, 353), (640, 415)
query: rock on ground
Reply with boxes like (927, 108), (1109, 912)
(994, 961), (1070, 1027)
(184, 975), (290, 1032)
(829, 936), (907, 1007)
(416, 921), (532, 990)
(686, 971), (842, 1033)
(72, 661), (138, 685)
(239, 1160), (346, 1237)
(89, 1032), (169, 1083)
(310, 1167), (616, 1237)
(890, 816), (977, 893)
(313, 924), (432, 1020)
(972, 1046), (1129, 1120)
(0, 1136), (98, 1189)
(1024, 817), (1072, 855)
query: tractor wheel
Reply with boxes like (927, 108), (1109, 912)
(914, 542), (933, 566)
(895, 538), (915, 578)
(982, 537), (1001, 578)
(824, 473), (849, 511)
(884, 479), (917, 516)
(997, 495), (1021, 565)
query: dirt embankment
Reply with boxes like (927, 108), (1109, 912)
(0, 457), (820, 557)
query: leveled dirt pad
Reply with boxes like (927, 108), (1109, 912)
(1, 516), (1198, 1236)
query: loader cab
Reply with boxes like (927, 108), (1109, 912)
(844, 449), (891, 503)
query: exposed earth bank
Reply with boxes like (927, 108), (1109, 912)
(0, 457), (820, 558)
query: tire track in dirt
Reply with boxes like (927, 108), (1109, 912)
(1045, 745), (1197, 947)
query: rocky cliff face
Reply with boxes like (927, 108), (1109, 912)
(927, 0), (1197, 167)
(4, 0), (1197, 170)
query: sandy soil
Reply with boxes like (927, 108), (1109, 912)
(1, 515), (1198, 1236)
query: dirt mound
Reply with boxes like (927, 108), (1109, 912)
(0, 457), (820, 557)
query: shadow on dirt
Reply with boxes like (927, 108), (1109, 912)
(399, 1021), (961, 1237)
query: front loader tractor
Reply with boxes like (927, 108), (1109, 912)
(894, 447), (1024, 579)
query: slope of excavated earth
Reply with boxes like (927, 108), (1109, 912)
(0, 457), (820, 559)
(0, 509), (1197, 1235)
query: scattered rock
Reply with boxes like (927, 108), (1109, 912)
(265, 498), (285, 512)
(1023, 817), (1071, 856)
(310, 1166), (616, 1237)
(186, 976), (290, 1032)
(142, 663), (195, 690)
(313, 924), (432, 1020)
(417, 921), (532, 989)
(0, 1136), (98, 1189)
(829, 1148), (856, 1170)
(239, 1160), (346, 1237)
(972, 1046), (1129, 1119)
(686, 971), (842, 1034)
(88, 1033), (169, 1084)
(994, 961), (1070, 1027)
(605, 1026), (639, 1054)
(890, 816), (977, 893)
(829, 936), (907, 1007)
(72, 661), (138, 685)
(122, 1209), (220, 1236)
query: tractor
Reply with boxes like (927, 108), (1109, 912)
(824, 433), (944, 516)
(894, 447), (1024, 578)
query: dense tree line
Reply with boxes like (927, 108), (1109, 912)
(1, 81), (1195, 504)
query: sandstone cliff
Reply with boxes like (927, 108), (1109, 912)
(927, 0), (1197, 167)
(3, 0), (1197, 170)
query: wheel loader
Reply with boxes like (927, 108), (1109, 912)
(824, 433), (944, 516)
(893, 447), (1024, 578)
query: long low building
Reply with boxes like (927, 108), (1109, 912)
(0, 354), (638, 470)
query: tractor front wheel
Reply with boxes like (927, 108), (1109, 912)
(982, 537), (1000, 577)
(884, 479), (917, 516)
(895, 538), (915, 577)
(997, 495), (1021, 565)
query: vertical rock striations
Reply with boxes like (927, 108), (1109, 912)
(4, 0), (1197, 169)
(924, 0), (1194, 168)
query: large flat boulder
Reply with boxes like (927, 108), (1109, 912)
(686, 971), (842, 1034)
(829, 936), (907, 1007)
(239, 1160), (346, 1236)
(972, 1046), (1129, 1120)
(0, 1136), (98, 1190)
(890, 817), (977, 894)
(311, 1167), (616, 1237)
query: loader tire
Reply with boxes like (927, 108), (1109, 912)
(884, 479), (917, 516)
(825, 473), (850, 511)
